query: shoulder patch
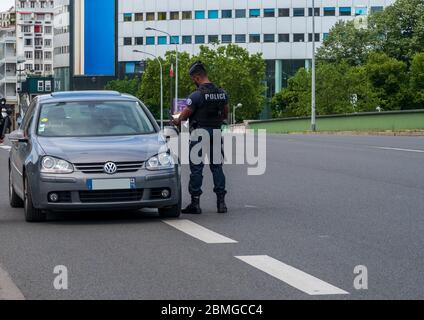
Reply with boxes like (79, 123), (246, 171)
(186, 98), (193, 106)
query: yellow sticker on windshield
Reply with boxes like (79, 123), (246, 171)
(41, 118), (49, 123)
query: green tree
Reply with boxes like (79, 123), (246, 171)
(369, 0), (424, 63)
(410, 52), (424, 108)
(364, 52), (411, 110)
(196, 44), (266, 121)
(138, 51), (193, 119)
(138, 44), (266, 121)
(104, 77), (140, 97)
(316, 20), (377, 65)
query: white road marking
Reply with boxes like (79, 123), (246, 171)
(0, 264), (25, 300)
(235, 255), (349, 296)
(162, 219), (238, 244)
(373, 146), (424, 153)
(0, 145), (11, 151)
(244, 205), (258, 208)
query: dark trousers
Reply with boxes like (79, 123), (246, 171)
(189, 127), (226, 197)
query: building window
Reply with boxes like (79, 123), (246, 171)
(308, 33), (320, 42)
(293, 8), (305, 17)
(158, 36), (167, 45)
(355, 7), (368, 16)
(249, 34), (260, 43)
(25, 39), (32, 46)
(308, 8), (320, 16)
(195, 35), (205, 44)
(339, 7), (352, 16)
(182, 11), (192, 20)
(264, 34), (275, 43)
(123, 37), (132, 46)
(146, 36), (155, 45)
(221, 34), (232, 43)
(279, 8), (290, 17)
(264, 9), (275, 17)
(123, 13), (132, 22)
(208, 35), (219, 43)
(323, 33), (329, 40)
(235, 9), (246, 18)
(158, 12), (167, 20)
(135, 37), (143, 45)
(371, 6), (384, 13)
(44, 26), (52, 34)
(44, 39), (52, 47)
(208, 10), (219, 19)
(125, 62), (135, 74)
(222, 10), (232, 18)
(278, 34), (290, 42)
(249, 9), (260, 18)
(134, 13), (143, 21)
(182, 36), (192, 44)
(195, 10), (205, 19)
(146, 12), (155, 21)
(44, 51), (52, 59)
(25, 51), (33, 59)
(170, 36), (179, 44)
(324, 7), (336, 16)
(170, 11), (179, 20)
(37, 80), (44, 92)
(293, 34), (305, 42)
(235, 34), (246, 43)
(45, 80), (52, 91)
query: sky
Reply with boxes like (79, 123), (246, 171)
(0, 0), (14, 12)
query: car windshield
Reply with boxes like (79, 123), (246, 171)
(37, 101), (155, 137)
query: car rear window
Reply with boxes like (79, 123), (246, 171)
(37, 101), (156, 137)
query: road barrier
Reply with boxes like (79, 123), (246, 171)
(246, 109), (424, 133)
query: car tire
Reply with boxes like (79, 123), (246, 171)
(24, 176), (46, 222)
(9, 167), (24, 208)
(158, 189), (181, 218)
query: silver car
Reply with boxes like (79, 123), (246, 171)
(8, 91), (181, 222)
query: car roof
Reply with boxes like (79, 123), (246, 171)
(37, 91), (139, 104)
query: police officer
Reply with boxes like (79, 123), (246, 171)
(173, 61), (229, 214)
(0, 98), (11, 144)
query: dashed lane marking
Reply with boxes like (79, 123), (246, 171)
(162, 219), (238, 244)
(0, 264), (25, 300)
(373, 146), (424, 153)
(235, 255), (349, 296)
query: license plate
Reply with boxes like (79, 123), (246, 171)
(87, 178), (136, 191)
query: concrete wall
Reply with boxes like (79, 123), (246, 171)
(247, 110), (424, 133)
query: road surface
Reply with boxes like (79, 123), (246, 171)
(0, 134), (423, 299)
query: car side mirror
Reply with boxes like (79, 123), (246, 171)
(163, 126), (179, 139)
(8, 130), (28, 143)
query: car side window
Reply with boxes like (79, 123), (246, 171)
(21, 100), (37, 136)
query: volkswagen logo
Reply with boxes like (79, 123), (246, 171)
(104, 162), (117, 174)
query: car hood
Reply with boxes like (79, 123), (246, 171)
(36, 134), (167, 164)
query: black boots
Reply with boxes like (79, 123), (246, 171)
(182, 195), (227, 214)
(182, 196), (202, 214)
(217, 194), (228, 213)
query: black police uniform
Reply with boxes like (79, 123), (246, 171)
(0, 112), (11, 141)
(186, 82), (228, 198)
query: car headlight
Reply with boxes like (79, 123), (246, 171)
(146, 153), (175, 170)
(41, 156), (74, 174)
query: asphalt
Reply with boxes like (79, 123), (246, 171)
(0, 134), (423, 300)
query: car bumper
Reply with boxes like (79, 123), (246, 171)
(30, 168), (180, 211)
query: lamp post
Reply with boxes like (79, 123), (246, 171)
(311, 0), (317, 131)
(133, 49), (164, 130)
(233, 103), (242, 125)
(145, 27), (178, 118)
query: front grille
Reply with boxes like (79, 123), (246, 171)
(74, 161), (144, 174)
(79, 189), (144, 203)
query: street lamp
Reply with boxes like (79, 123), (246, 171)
(145, 27), (179, 118)
(133, 49), (164, 130)
(233, 103), (242, 125)
(311, 0), (317, 131)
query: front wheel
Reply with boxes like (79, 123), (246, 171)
(9, 167), (24, 208)
(24, 176), (46, 222)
